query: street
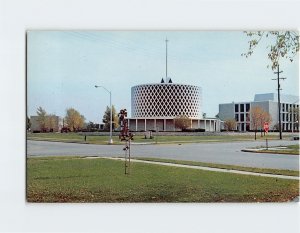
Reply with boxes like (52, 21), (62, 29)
(27, 140), (299, 170)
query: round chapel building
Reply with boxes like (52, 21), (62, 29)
(128, 78), (220, 132)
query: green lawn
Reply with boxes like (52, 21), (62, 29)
(27, 132), (290, 145)
(258, 144), (300, 155)
(132, 157), (299, 177)
(27, 133), (115, 144)
(27, 156), (299, 203)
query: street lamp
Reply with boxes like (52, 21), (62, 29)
(95, 85), (113, 144)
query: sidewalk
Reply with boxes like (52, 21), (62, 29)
(94, 157), (300, 181)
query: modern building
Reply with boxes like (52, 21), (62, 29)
(125, 39), (221, 132)
(218, 93), (299, 131)
(127, 78), (221, 132)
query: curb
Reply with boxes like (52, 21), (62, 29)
(241, 149), (298, 155)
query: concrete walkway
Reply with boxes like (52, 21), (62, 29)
(89, 157), (300, 181)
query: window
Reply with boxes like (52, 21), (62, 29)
(240, 104), (244, 112)
(246, 123), (250, 131)
(240, 114), (244, 121)
(246, 113), (250, 121)
(235, 114), (239, 121)
(235, 104), (239, 112)
(246, 103), (250, 112)
(241, 123), (244, 131)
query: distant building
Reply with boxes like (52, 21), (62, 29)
(96, 123), (105, 130)
(218, 93), (299, 131)
(127, 78), (221, 132)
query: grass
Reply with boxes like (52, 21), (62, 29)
(258, 144), (300, 155)
(27, 156), (299, 203)
(132, 157), (299, 177)
(27, 132), (291, 145)
(27, 133), (118, 144)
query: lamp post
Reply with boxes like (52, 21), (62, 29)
(95, 85), (113, 144)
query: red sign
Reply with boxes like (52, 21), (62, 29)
(264, 122), (269, 133)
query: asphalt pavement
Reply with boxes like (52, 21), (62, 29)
(27, 140), (299, 170)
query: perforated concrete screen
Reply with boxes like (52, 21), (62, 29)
(131, 83), (202, 118)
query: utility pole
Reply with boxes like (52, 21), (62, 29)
(272, 65), (286, 140)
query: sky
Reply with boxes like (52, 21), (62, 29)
(27, 31), (299, 123)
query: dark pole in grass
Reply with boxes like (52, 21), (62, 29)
(128, 138), (131, 172)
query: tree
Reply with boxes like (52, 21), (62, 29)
(102, 105), (119, 131)
(86, 121), (99, 132)
(45, 114), (58, 132)
(65, 108), (85, 132)
(26, 116), (31, 131)
(174, 115), (191, 131)
(36, 106), (47, 131)
(250, 106), (271, 140)
(242, 31), (299, 70)
(223, 119), (237, 131)
(250, 106), (262, 140)
(259, 111), (272, 137)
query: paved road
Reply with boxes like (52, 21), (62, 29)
(27, 140), (300, 170)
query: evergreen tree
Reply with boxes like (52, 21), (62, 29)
(36, 106), (47, 131)
(102, 105), (119, 130)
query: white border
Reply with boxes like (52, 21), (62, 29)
(0, 0), (299, 232)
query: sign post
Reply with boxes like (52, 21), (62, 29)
(264, 122), (269, 150)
